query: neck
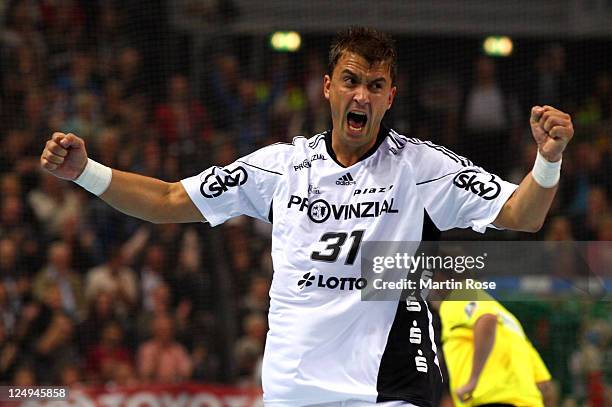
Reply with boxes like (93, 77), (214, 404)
(331, 125), (380, 167)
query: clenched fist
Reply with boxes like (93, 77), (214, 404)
(530, 105), (574, 163)
(40, 133), (88, 180)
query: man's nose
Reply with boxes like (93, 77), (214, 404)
(353, 85), (369, 105)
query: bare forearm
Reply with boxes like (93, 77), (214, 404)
(537, 381), (557, 407)
(41, 132), (203, 223)
(469, 314), (497, 385)
(494, 105), (574, 232)
(99, 170), (173, 222)
(100, 169), (203, 224)
(494, 173), (557, 232)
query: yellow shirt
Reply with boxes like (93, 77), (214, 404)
(439, 290), (551, 407)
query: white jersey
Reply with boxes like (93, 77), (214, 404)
(181, 127), (517, 407)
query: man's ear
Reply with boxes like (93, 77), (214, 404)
(387, 86), (397, 110)
(323, 75), (331, 100)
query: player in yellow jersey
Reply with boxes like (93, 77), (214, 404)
(435, 289), (555, 407)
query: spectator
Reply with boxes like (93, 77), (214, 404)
(94, 127), (122, 169)
(23, 89), (50, 140)
(137, 138), (165, 179)
(191, 339), (221, 382)
(27, 171), (81, 239)
(40, 0), (86, 58)
(234, 313), (266, 382)
(154, 73), (212, 175)
(119, 98), (160, 172)
(595, 214), (612, 241)
(586, 215), (612, 278)
(414, 70), (461, 147)
(0, 316), (19, 382)
(222, 219), (255, 296)
(137, 314), (193, 383)
(0, 195), (40, 268)
(271, 77), (306, 145)
(77, 290), (125, 354)
(32, 241), (84, 319)
(113, 47), (147, 99)
(0, 173), (22, 199)
(592, 71), (611, 122)
(573, 185), (610, 240)
(85, 320), (132, 384)
(62, 91), (103, 143)
(53, 50), (99, 98)
(110, 361), (139, 387)
(240, 275), (270, 320)
(85, 245), (138, 316)
(152, 223), (184, 265)
(208, 54), (240, 130)
(528, 44), (575, 113)
(31, 285), (78, 383)
(136, 282), (189, 344)
(575, 71), (611, 127)
(0, 238), (23, 295)
(0, 1), (47, 129)
(0, 129), (38, 175)
(544, 216), (575, 241)
(542, 216), (584, 279)
(96, 3), (128, 79)
(101, 79), (124, 125)
(57, 214), (101, 274)
(461, 55), (521, 176)
(169, 227), (214, 321)
(139, 244), (167, 312)
(301, 49), (332, 136)
(0, 282), (18, 337)
(569, 319), (610, 407)
(12, 364), (37, 386)
(57, 362), (83, 387)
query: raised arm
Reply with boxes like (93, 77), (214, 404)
(494, 105), (574, 232)
(40, 132), (204, 224)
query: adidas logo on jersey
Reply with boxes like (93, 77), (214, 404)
(336, 173), (356, 185)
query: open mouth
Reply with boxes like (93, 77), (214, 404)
(347, 111), (368, 132)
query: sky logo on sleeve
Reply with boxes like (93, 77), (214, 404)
(452, 169), (500, 200)
(200, 166), (248, 198)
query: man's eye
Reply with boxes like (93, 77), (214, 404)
(344, 77), (356, 85)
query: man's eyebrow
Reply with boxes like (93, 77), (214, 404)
(340, 69), (358, 77)
(339, 70), (387, 83)
(368, 77), (387, 84)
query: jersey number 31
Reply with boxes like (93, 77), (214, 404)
(311, 230), (365, 265)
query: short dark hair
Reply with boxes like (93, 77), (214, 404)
(328, 27), (397, 84)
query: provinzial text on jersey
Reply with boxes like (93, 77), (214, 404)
(288, 195), (399, 223)
(293, 154), (327, 171)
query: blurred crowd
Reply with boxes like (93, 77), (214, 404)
(0, 0), (610, 404)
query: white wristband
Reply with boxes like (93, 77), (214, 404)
(531, 150), (561, 188)
(73, 158), (112, 196)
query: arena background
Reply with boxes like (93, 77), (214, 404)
(0, 0), (610, 406)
